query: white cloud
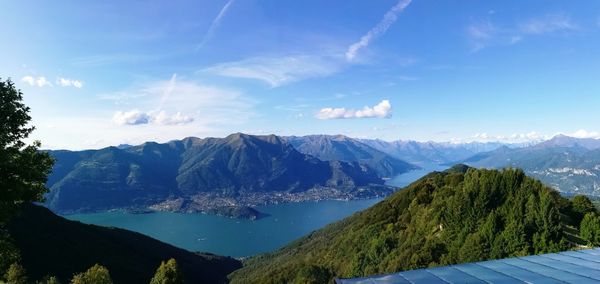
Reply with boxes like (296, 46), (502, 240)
(154, 111), (194, 125)
(57, 77), (84, 88)
(112, 109), (151, 125)
(113, 109), (194, 126)
(203, 55), (342, 87)
(21, 76), (52, 87)
(345, 0), (412, 61)
(462, 131), (550, 143)
(197, 0), (235, 50)
(567, 129), (600, 139)
(21, 75), (84, 88)
(316, 100), (392, 120)
(461, 130), (600, 143)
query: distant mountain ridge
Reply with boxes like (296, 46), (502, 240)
(534, 134), (600, 150)
(285, 135), (418, 178)
(359, 139), (525, 165)
(46, 133), (385, 214)
(460, 135), (600, 196)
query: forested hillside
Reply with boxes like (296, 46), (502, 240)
(230, 165), (591, 283)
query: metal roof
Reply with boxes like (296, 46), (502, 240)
(336, 248), (600, 284)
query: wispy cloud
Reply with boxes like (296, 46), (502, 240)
(203, 55), (342, 87)
(21, 76), (52, 87)
(197, 0), (235, 50)
(345, 0), (412, 61)
(467, 13), (578, 51)
(519, 14), (577, 35)
(316, 100), (392, 120)
(467, 20), (495, 52)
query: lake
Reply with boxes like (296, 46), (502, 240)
(66, 164), (446, 257)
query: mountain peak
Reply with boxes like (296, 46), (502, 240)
(535, 134), (600, 150)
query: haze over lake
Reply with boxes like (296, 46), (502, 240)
(66, 165), (445, 257)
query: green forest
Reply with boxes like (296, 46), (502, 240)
(230, 165), (600, 284)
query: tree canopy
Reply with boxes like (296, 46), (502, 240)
(149, 259), (183, 284)
(4, 263), (28, 284)
(0, 78), (54, 222)
(70, 264), (112, 284)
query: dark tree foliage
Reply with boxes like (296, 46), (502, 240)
(230, 166), (574, 284)
(292, 265), (333, 284)
(580, 212), (600, 245)
(39, 275), (61, 284)
(70, 264), (112, 284)
(149, 259), (183, 284)
(5, 263), (28, 284)
(0, 78), (54, 222)
(0, 232), (20, 277)
(571, 195), (596, 225)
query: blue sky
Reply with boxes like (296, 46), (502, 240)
(3, 0), (600, 149)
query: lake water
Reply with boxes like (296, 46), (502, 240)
(385, 163), (449, 188)
(66, 164), (446, 258)
(67, 199), (381, 257)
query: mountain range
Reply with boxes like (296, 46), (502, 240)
(284, 135), (417, 178)
(359, 139), (524, 165)
(45, 133), (385, 214)
(45, 132), (600, 216)
(461, 135), (600, 196)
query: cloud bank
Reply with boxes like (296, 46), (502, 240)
(345, 0), (412, 61)
(316, 100), (392, 120)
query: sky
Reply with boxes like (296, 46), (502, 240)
(2, 0), (600, 150)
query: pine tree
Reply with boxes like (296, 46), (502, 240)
(580, 212), (600, 245)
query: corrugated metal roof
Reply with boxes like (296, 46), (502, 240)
(336, 248), (600, 283)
